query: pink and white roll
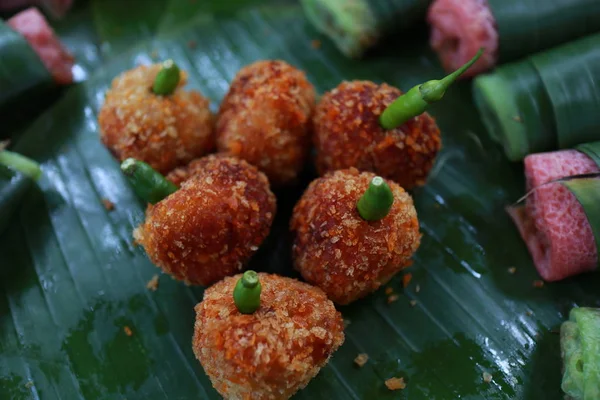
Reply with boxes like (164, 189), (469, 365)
(508, 150), (599, 281)
(8, 7), (74, 84)
(427, 0), (498, 78)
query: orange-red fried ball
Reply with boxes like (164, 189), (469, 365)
(99, 63), (215, 175)
(134, 155), (276, 286)
(290, 168), (421, 305)
(193, 273), (345, 400)
(216, 60), (316, 185)
(313, 80), (442, 189)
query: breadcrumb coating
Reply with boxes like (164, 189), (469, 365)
(216, 60), (316, 185)
(134, 155), (276, 286)
(193, 273), (344, 400)
(99, 63), (215, 175)
(290, 169), (421, 305)
(313, 81), (441, 189)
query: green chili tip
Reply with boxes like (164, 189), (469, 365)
(357, 176), (394, 221)
(120, 158), (178, 205)
(233, 270), (262, 314)
(152, 59), (181, 96)
(379, 48), (484, 130)
(0, 150), (42, 181)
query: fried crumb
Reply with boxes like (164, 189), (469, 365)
(343, 319), (352, 328)
(513, 116), (522, 123)
(311, 39), (321, 49)
(124, 326), (133, 336)
(147, 274), (159, 291)
(483, 372), (493, 383)
(24, 381), (34, 389)
(402, 273), (413, 288)
(150, 50), (159, 59)
(533, 280), (544, 288)
(526, 310), (533, 316)
(415, 284), (421, 293)
(102, 198), (115, 211)
(354, 353), (369, 367)
(409, 300), (417, 307)
(385, 287), (393, 295)
(508, 267), (516, 274)
(0, 140), (9, 151)
(387, 294), (399, 304)
(385, 377), (406, 390)
(187, 40), (197, 49)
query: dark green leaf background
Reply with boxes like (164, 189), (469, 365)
(2, 2), (599, 399)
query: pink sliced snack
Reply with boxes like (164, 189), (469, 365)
(508, 150), (600, 281)
(0, 0), (73, 18)
(8, 7), (74, 84)
(427, 0), (498, 78)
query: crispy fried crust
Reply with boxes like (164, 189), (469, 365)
(216, 60), (316, 185)
(290, 168), (421, 304)
(99, 64), (215, 174)
(193, 273), (344, 400)
(313, 81), (441, 189)
(134, 155), (276, 286)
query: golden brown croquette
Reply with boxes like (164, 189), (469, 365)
(290, 168), (421, 305)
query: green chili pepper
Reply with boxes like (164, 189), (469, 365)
(379, 48), (484, 129)
(357, 176), (394, 221)
(120, 158), (178, 204)
(233, 270), (262, 314)
(0, 150), (42, 181)
(152, 60), (181, 96)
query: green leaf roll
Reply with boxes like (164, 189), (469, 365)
(473, 33), (600, 161)
(561, 307), (600, 400)
(301, 0), (432, 58)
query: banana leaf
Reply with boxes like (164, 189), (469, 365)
(488, 0), (600, 63)
(0, 166), (33, 240)
(2, 3), (600, 400)
(473, 33), (600, 161)
(301, 0), (432, 58)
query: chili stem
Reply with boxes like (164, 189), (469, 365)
(152, 60), (181, 96)
(233, 270), (262, 314)
(120, 158), (178, 204)
(380, 48), (484, 129)
(0, 151), (42, 181)
(357, 176), (394, 221)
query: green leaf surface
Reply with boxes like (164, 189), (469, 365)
(1, 4), (599, 400)
(488, 0), (600, 62)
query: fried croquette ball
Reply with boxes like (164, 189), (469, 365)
(134, 155), (276, 286)
(290, 168), (421, 304)
(99, 63), (215, 175)
(313, 80), (442, 190)
(216, 60), (316, 185)
(193, 273), (345, 400)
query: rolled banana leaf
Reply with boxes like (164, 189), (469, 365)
(561, 307), (600, 400)
(0, 0), (73, 18)
(473, 33), (600, 161)
(301, 0), (432, 58)
(507, 142), (600, 282)
(489, 0), (600, 63)
(0, 18), (52, 111)
(427, 0), (600, 76)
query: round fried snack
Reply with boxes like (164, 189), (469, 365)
(216, 60), (316, 185)
(99, 63), (214, 175)
(193, 273), (345, 400)
(313, 80), (442, 190)
(291, 169), (421, 305)
(134, 155), (276, 286)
